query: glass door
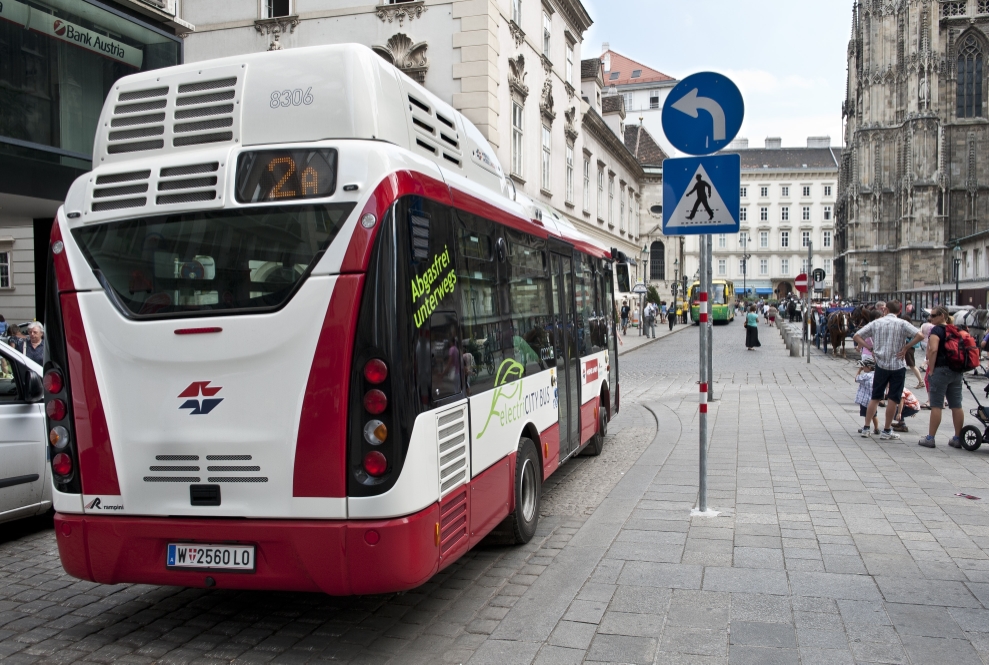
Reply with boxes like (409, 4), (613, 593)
(549, 252), (580, 457)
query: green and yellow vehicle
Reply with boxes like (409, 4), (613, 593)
(689, 280), (736, 324)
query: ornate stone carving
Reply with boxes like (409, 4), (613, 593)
(373, 33), (429, 84)
(540, 79), (555, 122)
(509, 20), (525, 48)
(376, 0), (426, 26)
(508, 54), (529, 101)
(564, 82), (575, 100)
(564, 106), (578, 142)
(255, 16), (299, 36)
(268, 26), (284, 51)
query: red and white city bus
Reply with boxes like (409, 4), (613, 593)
(44, 44), (620, 595)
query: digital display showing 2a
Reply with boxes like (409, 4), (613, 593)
(235, 149), (337, 203)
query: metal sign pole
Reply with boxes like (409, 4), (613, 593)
(698, 236), (709, 513)
(807, 241), (813, 364)
(706, 234), (714, 401)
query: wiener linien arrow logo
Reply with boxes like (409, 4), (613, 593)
(671, 88), (726, 141)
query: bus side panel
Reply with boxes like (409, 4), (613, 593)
(469, 457), (511, 548)
(294, 274), (364, 498)
(539, 424), (560, 480)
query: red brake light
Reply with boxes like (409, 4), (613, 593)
(43, 371), (63, 393)
(52, 453), (73, 476)
(363, 389), (387, 414)
(46, 399), (67, 421)
(363, 451), (387, 477)
(363, 359), (388, 384)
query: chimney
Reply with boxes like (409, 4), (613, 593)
(765, 137), (782, 149)
(602, 42), (610, 53)
(728, 137), (749, 150)
(807, 136), (831, 148)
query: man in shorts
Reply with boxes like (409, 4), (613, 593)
(917, 306), (965, 449)
(851, 300), (920, 441)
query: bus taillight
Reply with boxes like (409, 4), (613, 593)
(363, 359), (388, 384)
(52, 453), (73, 477)
(363, 419), (388, 445)
(43, 370), (63, 393)
(363, 389), (388, 415)
(46, 399), (67, 421)
(363, 451), (388, 477)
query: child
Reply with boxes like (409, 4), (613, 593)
(891, 388), (921, 433)
(855, 359), (880, 437)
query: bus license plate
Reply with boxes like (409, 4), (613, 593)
(166, 543), (255, 571)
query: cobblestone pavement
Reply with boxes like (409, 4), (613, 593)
(8, 321), (989, 663)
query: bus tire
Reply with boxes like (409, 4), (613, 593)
(583, 403), (608, 456)
(510, 438), (541, 544)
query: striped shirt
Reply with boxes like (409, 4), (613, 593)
(855, 315), (920, 371)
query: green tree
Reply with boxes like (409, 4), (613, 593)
(646, 285), (661, 305)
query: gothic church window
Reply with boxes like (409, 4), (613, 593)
(650, 241), (665, 281)
(957, 34), (984, 119)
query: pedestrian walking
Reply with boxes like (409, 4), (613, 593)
(901, 311), (924, 388)
(855, 359), (880, 436)
(0, 315), (6, 337)
(644, 302), (656, 338)
(745, 305), (761, 350)
(620, 299), (630, 335)
(660, 302), (667, 324)
(24, 322), (45, 365)
(669, 306), (677, 332)
(851, 300), (920, 441)
(917, 306), (978, 448)
(767, 304), (778, 327)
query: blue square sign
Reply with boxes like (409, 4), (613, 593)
(662, 154), (741, 236)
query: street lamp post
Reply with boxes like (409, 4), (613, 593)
(860, 259), (868, 301)
(741, 234), (751, 303)
(953, 244), (963, 306)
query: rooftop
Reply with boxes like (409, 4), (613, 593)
(720, 147), (841, 170)
(601, 49), (675, 87)
(601, 95), (625, 116)
(624, 124), (668, 168)
(581, 58), (602, 81)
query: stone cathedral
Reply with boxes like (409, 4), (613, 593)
(837, 0), (989, 298)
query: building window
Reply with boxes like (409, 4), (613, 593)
(802, 186), (811, 197)
(649, 91), (660, 109)
(718, 258), (726, 276)
(512, 0), (522, 24)
(740, 207), (747, 221)
(761, 207), (769, 221)
(618, 185), (626, 231)
(608, 176), (614, 226)
(824, 185), (832, 197)
(597, 168), (604, 219)
(267, 0), (290, 18)
(511, 101), (524, 177)
(0, 251), (9, 288)
(781, 231), (789, 248)
(718, 234), (726, 248)
(542, 12), (552, 58)
(759, 259), (768, 275)
(780, 206), (789, 222)
(739, 259), (746, 275)
(801, 259), (809, 274)
(622, 93), (633, 112)
(781, 185), (790, 197)
(628, 189), (635, 236)
(823, 230), (832, 248)
(824, 205), (832, 221)
(566, 44), (574, 84)
(541, 125), (551, 190)
(802, 206), (811, 221)
(759, 186), (768, 198)
(957, 34), (984, 119)
(583, 158), (590, 211)
(650, 241), (665, 280)
(739, 232), (748, 248)
(740, 186), (748, 198)
(802, 231), (810, 247)
(759, 231), (768, 248)
(565, 145), (574, 203)
(781, 258), (790, 275)
(824, 259), (832, 275)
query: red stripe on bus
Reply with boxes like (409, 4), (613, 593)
(50, 219), (76, 293)
(293, 274), (364, 497)
(61, 293), (121, 496)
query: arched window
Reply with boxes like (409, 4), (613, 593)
(957, 34), (984, 118)
(650, 241), (665, 281)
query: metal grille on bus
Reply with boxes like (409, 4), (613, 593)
(439, 487), (468, 557)
(156, 162), (219, 205)
(436, 404), (469, 496)
(107, 87), (168, 155)
(407, 94), (463, 168)
(172, 77), (238, 148)
(143, 454), (267, 483)
(91, 170), (151, 212)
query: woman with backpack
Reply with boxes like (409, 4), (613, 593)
(917, 306), (979, 448)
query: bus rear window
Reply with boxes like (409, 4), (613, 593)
(73, 204), (355, 318)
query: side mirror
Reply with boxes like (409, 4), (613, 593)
(25, 371), (43, 403)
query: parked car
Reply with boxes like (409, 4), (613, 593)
(0, 342), (51, 524)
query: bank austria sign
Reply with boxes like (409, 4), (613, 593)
(0, 0), (143, 69)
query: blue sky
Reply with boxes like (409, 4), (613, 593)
(582, 0), (852, 147)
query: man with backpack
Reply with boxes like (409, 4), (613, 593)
(852, 300), (920, 441)
(916, 306), (979, 448)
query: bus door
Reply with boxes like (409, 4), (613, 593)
(549, 250), (580, 458)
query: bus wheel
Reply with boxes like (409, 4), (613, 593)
(510, 438), (541, 544)
(583, 403), (608, 456)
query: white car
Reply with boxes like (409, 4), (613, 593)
(0, 343), (51, 524)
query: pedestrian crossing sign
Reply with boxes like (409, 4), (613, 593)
(662, 154), (741, 236)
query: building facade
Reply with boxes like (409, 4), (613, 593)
(678, 137), (839, 301)
(602, 45), (677, 158)
(178, 0), (646, 294)
(838, 0), (989, 299)
(0, 0), (190, 323)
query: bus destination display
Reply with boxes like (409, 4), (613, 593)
(235, 149), (337, 203)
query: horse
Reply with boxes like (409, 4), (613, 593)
(827, 311), (851, 358)
(850, 305), (871, 330)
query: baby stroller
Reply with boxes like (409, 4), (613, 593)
(958, 375), (989, 451)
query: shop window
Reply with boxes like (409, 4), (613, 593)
(0, 251), (9, 288)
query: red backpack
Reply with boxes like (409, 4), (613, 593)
(943, 324), (980, 372)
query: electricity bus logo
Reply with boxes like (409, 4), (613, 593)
(178, 381), (223, 415)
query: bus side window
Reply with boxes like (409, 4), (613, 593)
(574, 255), (593, 356)
(430, 311), (462, 400)
(505, 232), (552, 377)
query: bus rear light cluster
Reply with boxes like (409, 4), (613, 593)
(43, 366), (77, 483)
(354, 358), (392, 483)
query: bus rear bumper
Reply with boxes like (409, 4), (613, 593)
(53, 504), (441, 595)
